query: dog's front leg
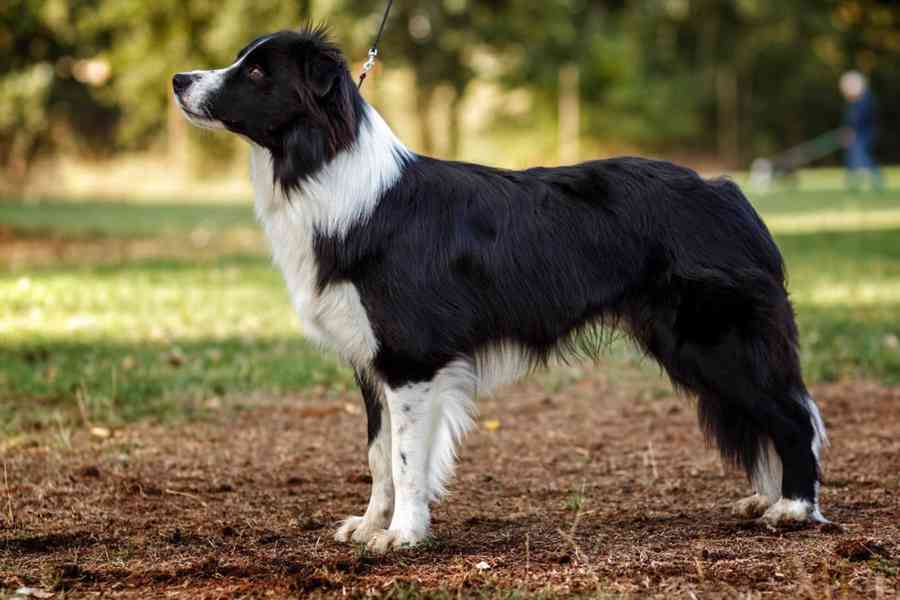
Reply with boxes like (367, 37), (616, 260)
(335, 372), (394, 544)
(367, 381), (435, 553)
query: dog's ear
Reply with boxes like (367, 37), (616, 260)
(305, 52), (341, 98)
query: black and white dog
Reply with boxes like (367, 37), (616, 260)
(173, 27), (828, 553)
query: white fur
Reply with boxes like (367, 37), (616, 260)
(752, 438), (783, 502)
(174, 36), (273, 129)
(802, 394), (829, 460)
(335, 399), (394, 543)
(473, 342), (533, 396)
(736, 395), (829, 522)
(760, 497), (827, 526)
(732, 493), (773, 518)
(427, 359), (478, 501)
(251, 106), (410, 368)
(366, 361), (478, 553)
(369, 381), (435, 552)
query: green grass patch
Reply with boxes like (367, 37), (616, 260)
(2, 169), (900, 432)
(0, 200), (255, 239)
(0, 253), (352, 434)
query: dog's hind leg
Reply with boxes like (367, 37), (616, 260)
(335, 371), (394, 543)
(688, 349), (826, 526)
(425, 360), (476, 503)
(731, 437), (781, 518)
(634, 282), (827, 526)
(757, 391), (828, 525)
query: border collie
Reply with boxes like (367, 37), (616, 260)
(173, 27), (828, 553)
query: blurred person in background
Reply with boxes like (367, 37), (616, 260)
(840, 70), (883, 193)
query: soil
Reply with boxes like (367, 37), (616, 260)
(2, 373), (899, 599)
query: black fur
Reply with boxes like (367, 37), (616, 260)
(355, 370), (383, 447)
(314, 156), (819, 503)
(176, 27), (823, 509)
(204, 27), (367, 194)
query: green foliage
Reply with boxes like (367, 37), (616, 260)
(4, 0), (899, 180)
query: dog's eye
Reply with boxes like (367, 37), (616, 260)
(247, 65), (266, 82)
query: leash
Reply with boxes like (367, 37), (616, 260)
(358, 0), (395, 88)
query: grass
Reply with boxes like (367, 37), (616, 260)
(0, 200), (255, 239)
(1, 168), (900, 434)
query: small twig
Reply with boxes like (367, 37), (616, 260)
(164, 488), (208, 507)
(525, 531), (530, 575)
(76, 381), (92, 428)
(557, 482), (593, 571)
(644, 441), (659, 481)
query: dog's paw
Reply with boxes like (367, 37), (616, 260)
(366, 528), (427, 554)
(334, 516), (386, 544)
(732, 493), (773, 519)
(758, 498), (828, 528)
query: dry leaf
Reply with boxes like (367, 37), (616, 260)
(90, 426), (111, 439)
(166, 349), (186, 367)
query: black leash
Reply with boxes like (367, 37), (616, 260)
(358, 0), (395, 88)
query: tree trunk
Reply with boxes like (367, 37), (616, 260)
(558, 63), (580, 164)
(716, 65), (740, 168)
(448, 88), (464, 160)
(415, 82), (435, 156)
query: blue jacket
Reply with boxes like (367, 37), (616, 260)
(845, 91), (876, 142)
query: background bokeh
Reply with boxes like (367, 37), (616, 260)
(2, 0), (899, 193)
(2, 1), (899, 433)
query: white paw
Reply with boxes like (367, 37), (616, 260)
(334, 516), (388, 544)
(758, 498), (828, 527)
(366, 528), (427, 554)
(732, 493), (774, 519)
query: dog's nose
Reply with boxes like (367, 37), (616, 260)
(172, 73), (194, 94)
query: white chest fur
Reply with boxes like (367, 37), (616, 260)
(249, 106), (410, 369)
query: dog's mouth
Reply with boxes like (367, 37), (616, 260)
(174, 96), (226, 131)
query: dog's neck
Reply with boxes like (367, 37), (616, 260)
(251, 103), (412, 236)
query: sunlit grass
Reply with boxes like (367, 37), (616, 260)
(1, 167), (899, 433)
(0, 200), (256, 239)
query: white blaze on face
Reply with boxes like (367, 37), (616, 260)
(174, 35), (274, 130)
(174, 68), (229, 130)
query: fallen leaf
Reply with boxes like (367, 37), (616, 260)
(298, 405), (343, 418)
(483, 419), (501, 432)
(90, 426), (111, 439)
(166, 349), (186, 367)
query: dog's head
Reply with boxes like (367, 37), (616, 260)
(172, 27), (364, 191)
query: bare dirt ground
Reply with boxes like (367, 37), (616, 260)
(2, 370), (899, 599)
